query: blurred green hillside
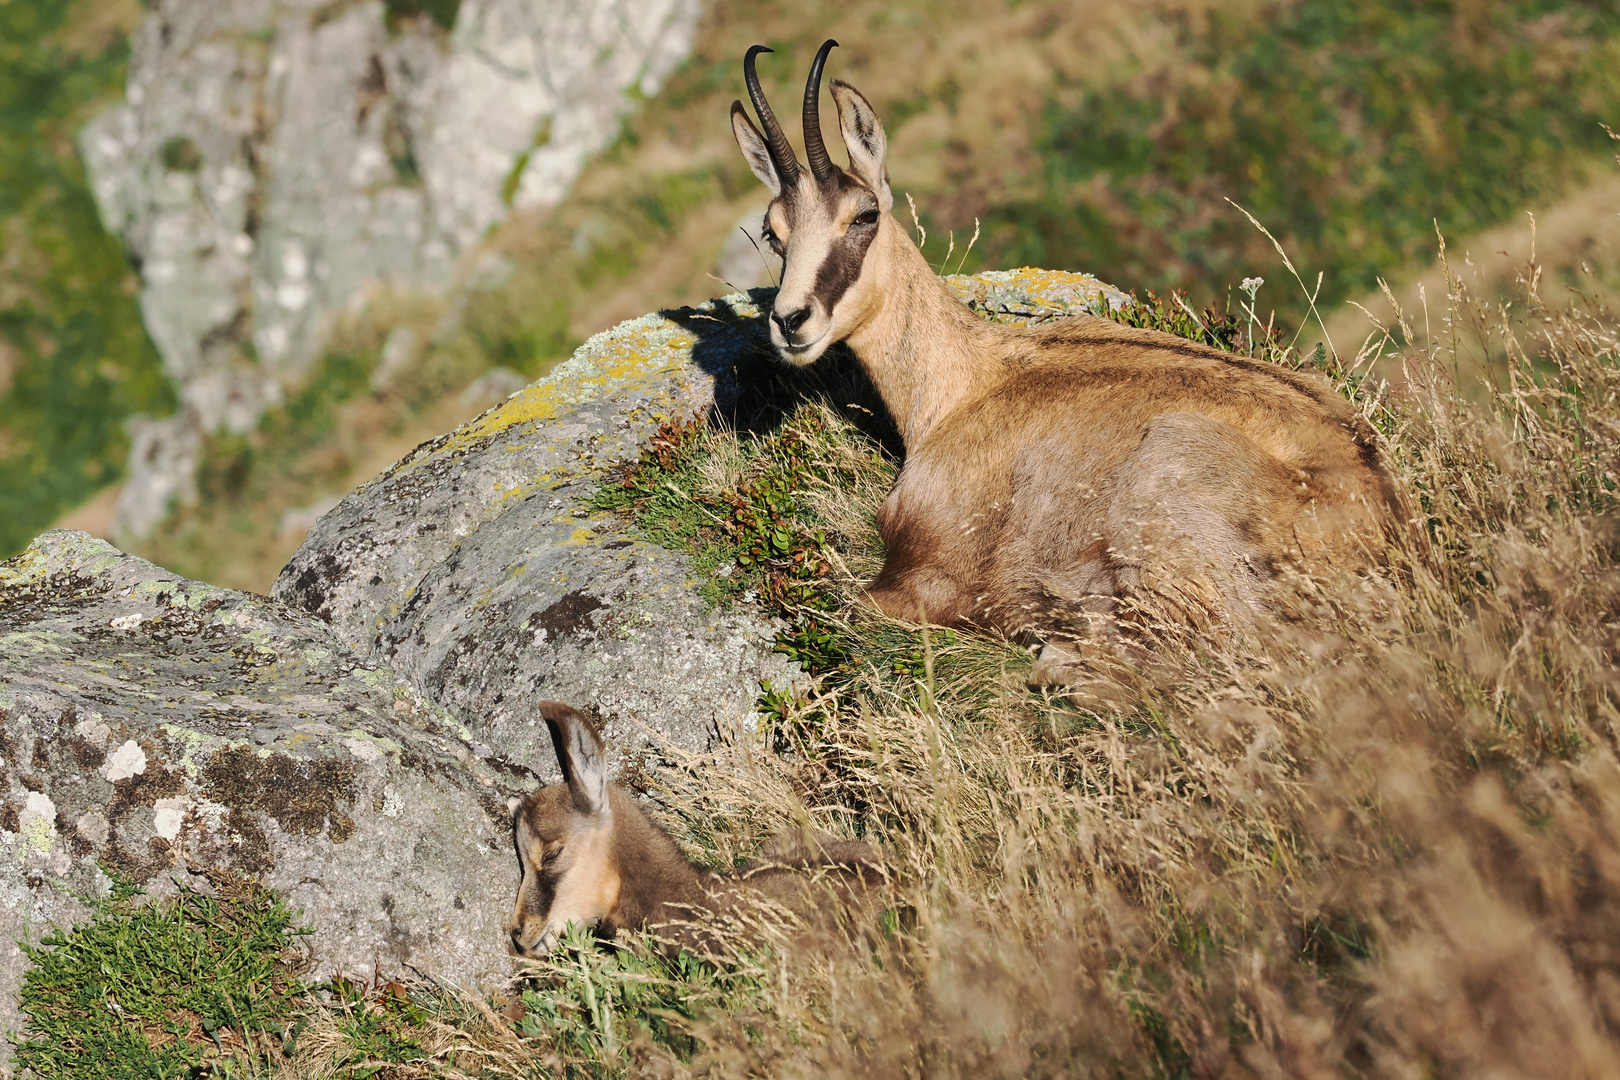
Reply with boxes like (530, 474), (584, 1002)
(4, 0), (1619, 583)
(0, 0), (172, 557)
(984, 0), (1620, 315)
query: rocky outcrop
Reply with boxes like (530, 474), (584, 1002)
(0, 530), (533, 1055)
(273, 270), (1128, 779)
(79, 0), (702, 539)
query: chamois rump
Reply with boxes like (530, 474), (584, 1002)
(729, 41), (1405, 681)
(506, 701), (881, 958)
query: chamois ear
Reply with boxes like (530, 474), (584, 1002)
(829, 79), (891, 213)
(539, 701), (611, 818)
(731, 101), (783, 198)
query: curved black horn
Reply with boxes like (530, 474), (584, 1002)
(744, 45), (800, 189)
(802, 39), (839, 183)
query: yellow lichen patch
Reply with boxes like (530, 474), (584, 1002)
(0, 545), (48, 589)
(159, 724), (216, 779)
(0, 630), (66, 656)
(943, 267), (1127, 317)
(430, 312), (693, 457)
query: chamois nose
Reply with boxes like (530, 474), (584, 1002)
(773, 306), (812, 339)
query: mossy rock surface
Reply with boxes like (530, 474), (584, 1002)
(273, 270), (1126, 778)
(0, 530), (532, 1060)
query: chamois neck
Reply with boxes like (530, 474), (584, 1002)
(844, 223), (1010, 448)
(607, 789), (707, 927)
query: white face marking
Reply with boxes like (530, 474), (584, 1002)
(763, 181), (883, 366)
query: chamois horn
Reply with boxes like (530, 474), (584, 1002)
(802, 39), (839, 184)
(743, 45), (800, 188)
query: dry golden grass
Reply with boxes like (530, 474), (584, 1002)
(219, 247), (1620, 1080)
(538, 254), (1618, 1078)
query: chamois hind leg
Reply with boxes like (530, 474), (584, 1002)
(1029, 412), (1302, 687)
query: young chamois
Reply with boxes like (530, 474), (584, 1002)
(506, 701), (881, 958)
(729, 41), (1407, 682)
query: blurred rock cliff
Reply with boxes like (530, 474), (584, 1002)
(78, 0), (701, 540)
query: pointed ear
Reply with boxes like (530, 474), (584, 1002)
(731, 101), (783, 199)
(829, 79), (891, 213)
(539, 701), (610, 818)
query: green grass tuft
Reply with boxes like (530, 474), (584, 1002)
(14, 870), (313, 1079)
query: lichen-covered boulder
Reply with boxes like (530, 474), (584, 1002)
(0, 530), (534, 1051)
(273, 271), (1128, 779)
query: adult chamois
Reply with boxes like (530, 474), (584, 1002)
(729, 41), (1405, 682)
(506, 702), (881, 957)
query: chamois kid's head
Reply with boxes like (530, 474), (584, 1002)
(506, 702), (620, 957)
(731, 40), (893, 366)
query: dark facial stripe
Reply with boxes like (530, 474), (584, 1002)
(812, 209), (878, 314)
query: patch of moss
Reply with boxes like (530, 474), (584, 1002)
(592, 403), (868, 677)
(157, 134), (201, 173)
(382, 0), (459, 32)
(203, 746), (359, 873)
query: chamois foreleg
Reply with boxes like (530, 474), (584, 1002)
(862, 498), (978, 627)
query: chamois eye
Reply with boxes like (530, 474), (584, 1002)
(541, 845), (563, 867)
(853, 209), (879, 227)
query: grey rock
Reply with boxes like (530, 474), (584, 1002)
(113, 414), (203, 541)
(79, 0), (703, 540)
(273, 271), (1129, 777)
(716, 203), (779, 292)
(0, 530), (534, 1060)
(275, 293), (799, 777)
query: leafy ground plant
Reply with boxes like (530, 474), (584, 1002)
(14, 870), (312, 1079)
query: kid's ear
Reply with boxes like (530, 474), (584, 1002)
(829, 79), (891, 213)
(731, 101), (783, 198)
(538, 701), (610, 818)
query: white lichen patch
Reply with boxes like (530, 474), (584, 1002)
(343, 737), (384, 765)
(110, 612), (145, 630)
(152, 797), (187, 841)
(74, 715), (112, 746)
(103, 739), (147, 781)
